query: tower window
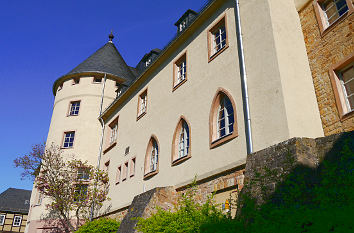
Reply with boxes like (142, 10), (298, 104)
(63, 131), (75, 148)
(68, 101), (80, 116)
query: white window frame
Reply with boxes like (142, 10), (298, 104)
(217, 95), (234, 139)
(12, 216), (22, 227)
(212, 25), (226, 55)
(178, 121), (189, 159)
(150, 141), (158, 172)
(0, 214), (5, 226)
(177, 60), (186, 85)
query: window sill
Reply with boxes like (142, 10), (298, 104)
(103, 142), (117, 154)
(172, 154), (191, 166)
(143, 170), (158, 180)
(61, 147), (74, 150)
(340, 110), (354, 121)
(210, 132), (238, 149)
(320, 11), (352, 37)
(67, 114), (79, 117)
(208, 45), (229, 63)
(136, 111), (146, 121)
(130, 174), (135, 178)
(172, 79), (187, 92)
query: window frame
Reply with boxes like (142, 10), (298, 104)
(62, 131), (75, 149)
(104, 116), (119, 153)
(137, 88), (148, 120)
(173, 52), (188, 91)
(116, 165), (122, 184)
(144, 135), (159, 179)
(0, 214), (5, 225)
(171, 116), (192, 166)
(209, 88), (238, 149)
(313, 0), (354, 35)
(207, 14), (229, 62)
(329, 53), (354, 120)
(12, 216), (22, 227)
(130, 157), (136, 177)
(67, 100), (81, 116)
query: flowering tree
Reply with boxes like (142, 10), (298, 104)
(14, 143), (45, 180)
(15, 144), (109, 232)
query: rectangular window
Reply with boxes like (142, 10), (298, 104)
(337, 63), (354, 112)
(72, 78), (80, 85)
(321, 0), (349, 26)
(130, 157), (136, 177)
(74, 185), (88, 202)
(208, 16), (228, 62)
(12, 216), (22, 227)
(116, 166), (121, 184)
(77, 167), (90, 180)
(314, 0), (353, 34)
(173, 53), (187, 90)
(93, 77), (102, 83)
(137, 89), (148, 118)
(68, 101), (80, 116)
(109, 118), (118, 145)
(0, 214), (5, 225)
(62, 131), (75, 148)
(329, 55), (354, 120)
(122, 162), (128, 181)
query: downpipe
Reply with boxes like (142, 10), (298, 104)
(234, 0), (253, 154)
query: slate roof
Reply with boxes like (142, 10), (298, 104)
(66, 42), (136, 83)
(0, 188), (31, 214)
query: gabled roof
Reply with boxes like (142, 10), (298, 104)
(53, 41), (136, 95)
(0, 188), (31, 214)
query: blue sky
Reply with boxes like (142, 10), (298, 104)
(0, 0), (208, 194)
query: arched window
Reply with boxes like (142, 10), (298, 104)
(210, 89), (238, 148)
(144, 136), (159, 179)
(172, 117), (191, 165)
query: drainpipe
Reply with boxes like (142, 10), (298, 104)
(90, 73), (107, 221)
(234, 0), (253, 154)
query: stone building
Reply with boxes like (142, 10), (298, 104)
(0, 188), (31, 233)
(298, 0), (354, 135)
(26, 0), (353, 232)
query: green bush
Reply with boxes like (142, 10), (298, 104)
(75, 218), (120, 233)
(136, 182), (226, 233)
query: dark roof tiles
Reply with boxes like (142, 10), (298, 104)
(0, 188), (31, 214)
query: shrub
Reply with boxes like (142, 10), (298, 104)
(75, 218), (120, 233)
(136, 182), (226, 233)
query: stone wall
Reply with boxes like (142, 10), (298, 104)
(240, 131), (353, 206)
(298, 2), (354, 135)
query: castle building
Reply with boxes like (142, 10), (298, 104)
(26, 0), (353, 231)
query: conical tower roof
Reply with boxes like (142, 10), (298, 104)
(53, 38), (135, 95)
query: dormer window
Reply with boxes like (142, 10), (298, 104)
(179, 20), (187, 32)
(145, 58), (152, 67)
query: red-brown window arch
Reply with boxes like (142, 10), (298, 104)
(209, 88), (238, 148)
(171, 116), (191, 166)
(144, 135), (160, 179)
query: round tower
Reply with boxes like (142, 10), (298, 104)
(26, 34), (136, 232)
